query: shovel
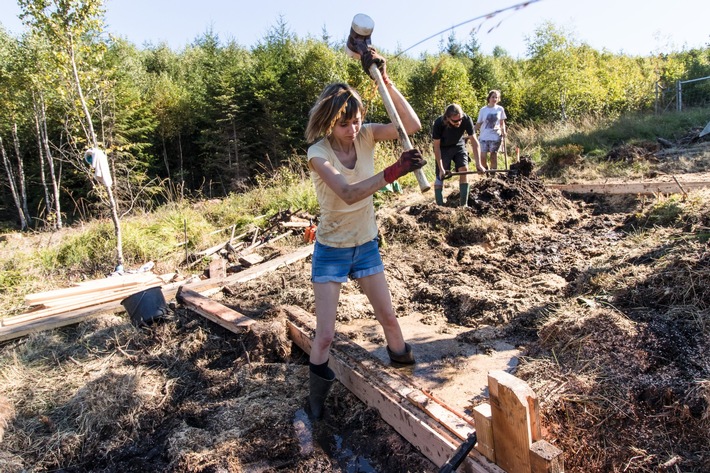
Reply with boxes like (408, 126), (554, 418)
(442, 169), (518, 179)
(502, 134), (509, 170)
(439, 432), (478, 473)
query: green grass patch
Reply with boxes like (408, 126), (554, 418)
(511, 108), (710, 179)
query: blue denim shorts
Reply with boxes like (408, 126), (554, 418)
(311, 238), (384, 283)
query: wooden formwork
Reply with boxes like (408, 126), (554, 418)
(283, 305), (564, 473)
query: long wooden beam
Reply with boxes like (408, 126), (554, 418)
(283, 305), (503, 473)
(24, 272), (166, 305)
(549, 180), (710, 195)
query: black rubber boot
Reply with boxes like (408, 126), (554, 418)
(435, 188), (445, 206)
(387, 343), (415, 365)
(308, 367), (335, 419)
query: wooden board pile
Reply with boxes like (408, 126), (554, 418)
(0, 271), (178, 342)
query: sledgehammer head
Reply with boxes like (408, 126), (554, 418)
(345, 13), (374, 59)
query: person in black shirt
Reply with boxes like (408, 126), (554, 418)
(432, 104), (482, 206)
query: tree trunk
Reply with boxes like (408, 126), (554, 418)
(178, 132), (184, 198)
(68, 33), (122, 265)
(232, 118), (240, 176)
(38, 92), (63, 229)
(68, 32), (97, 147)
(162, 134), (171, 178)
(11, 123), (32, 228)
(33, 108), (53, 227)
(105, 183), (124, 268)
(0, 136), (28, 230)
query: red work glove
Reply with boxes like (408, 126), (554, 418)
(361, 46), (388, 82)
(383, 149), (427, 184)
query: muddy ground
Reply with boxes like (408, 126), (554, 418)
(1, 140), (709, 472)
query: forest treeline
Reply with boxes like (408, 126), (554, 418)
(1, 0), (709, 231)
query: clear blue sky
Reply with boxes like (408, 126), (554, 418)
(1, 0), (708, 57)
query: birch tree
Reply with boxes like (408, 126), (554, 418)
(19, 0), (124, 268)
(0, 27), (32, 229)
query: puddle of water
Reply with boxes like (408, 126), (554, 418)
(292, 409), (378, 472)
(292, 408), (314, 456)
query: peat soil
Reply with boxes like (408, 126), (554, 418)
(1, 141), (710, 472)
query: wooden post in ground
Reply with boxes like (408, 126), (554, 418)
(472, 403), (495, 462)
(488, 370), (546, 473)
(530, 440), (564, 473)
(490, 371), (564, 473)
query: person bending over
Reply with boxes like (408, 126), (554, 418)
(432, 104), (482, 206)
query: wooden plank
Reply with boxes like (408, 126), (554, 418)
(284, 305), (502, 473)
(0, 299), (128, 342)
(281, 221), (310, 228)
(24, 273), (163, 305)
(549, 180), (710, 195)
(489, 370), (541, 473)
(176, 288), (255, 332)
(472, 403), (495, 463)
(4, 285), (156, 324)
(208, 257), (226, 279)
(530, 440), (564, 473)
(0, 246), (313, 343)
(181, 243), (314, 294)
(406, 390), (475, 440)
(238, 253), (264, 267)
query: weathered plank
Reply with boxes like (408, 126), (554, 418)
(176, 288), (256, 332)
(238, 253), (264, 268)
(185, 243), (314, 295)
(208, 257), (226, 279)
(549, 180), (710, 195)
(406, 390), (475, 440)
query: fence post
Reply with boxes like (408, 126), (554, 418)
(489, 370), (540, 473)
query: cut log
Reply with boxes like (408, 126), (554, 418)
(284, 305), (502, 473)
(176, 288), (255, 332)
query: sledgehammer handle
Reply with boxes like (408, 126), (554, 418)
(369, 65), (431, 192)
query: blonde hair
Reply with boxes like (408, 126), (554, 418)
(305, 83), (365, 143)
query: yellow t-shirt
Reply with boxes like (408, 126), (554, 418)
(307, 124), (378, 248)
